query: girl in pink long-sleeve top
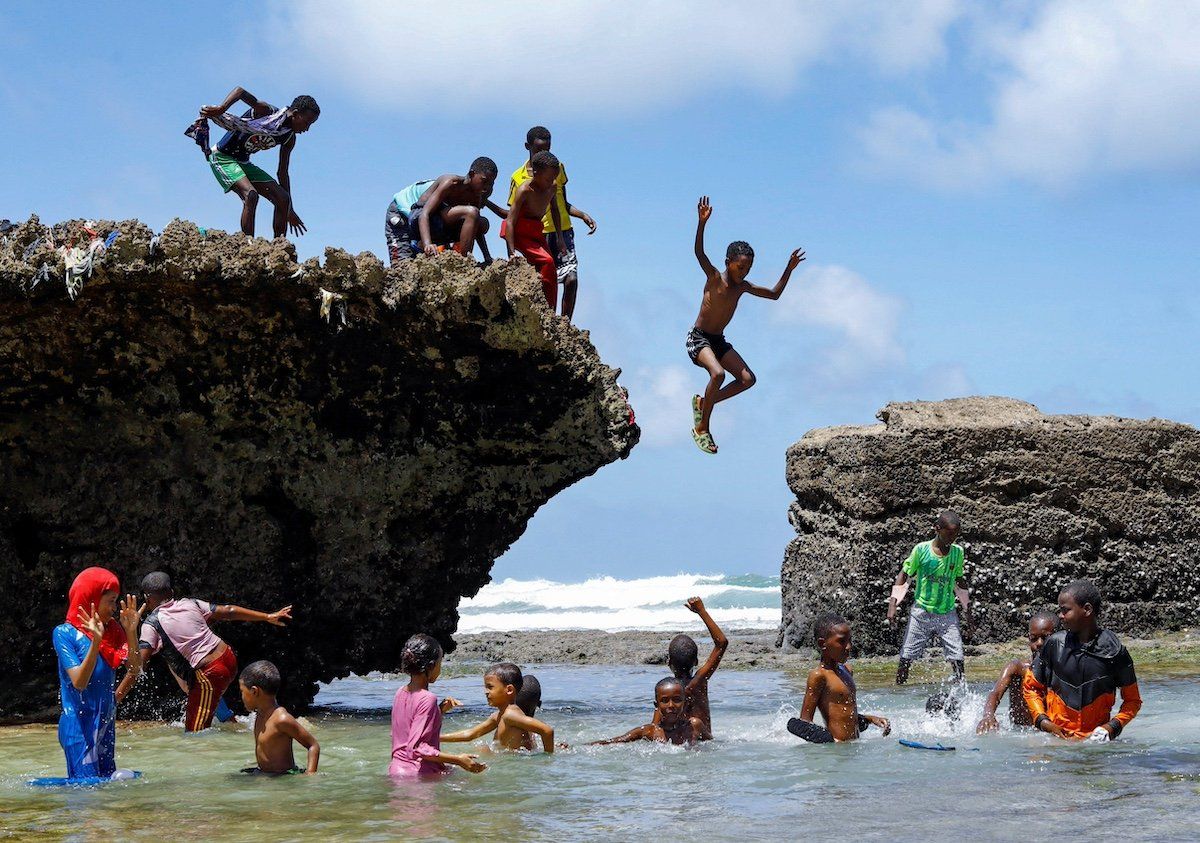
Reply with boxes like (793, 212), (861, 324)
(389, 633), (487, 777)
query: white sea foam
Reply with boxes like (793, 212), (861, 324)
(456, 572), (780, 633)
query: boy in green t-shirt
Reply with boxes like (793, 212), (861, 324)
(886, 510), (974, 685)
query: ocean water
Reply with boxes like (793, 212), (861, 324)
(3, 664), (1198, 841)
(457, 572), (781, 632)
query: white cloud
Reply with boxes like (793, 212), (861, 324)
(771, 263), (905, 376)
(859, 0), (1200, 188)
(626, 364), (699, 448)
(265, 0), (963, 114)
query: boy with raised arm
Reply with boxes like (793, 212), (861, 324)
(975, 612), (1057, 733)
(886, 510), (974, 685)
(508, 126), (597, 321)
(441, 662), (555, 753)
(186, 86), (319, 238)
(1023, 580), (1142, 741)
(656, 596), (728, 740)
(789, 612), (890, 743)
(591, 678), (699, 746)
(410, 158), (507, 261)
(127, 571), (293, 732)
(239, 660), (320, 774)
(505, 151), (567, 311)
(688, 196), (804, 454)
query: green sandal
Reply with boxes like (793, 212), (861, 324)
(691, 394), (703, 428)
(692, 427), (718, 454)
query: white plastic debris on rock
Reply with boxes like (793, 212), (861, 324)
(318, 287), (347, 327)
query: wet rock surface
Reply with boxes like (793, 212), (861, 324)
(778, 397), (1200, 654)
(0, 216), (638, 720)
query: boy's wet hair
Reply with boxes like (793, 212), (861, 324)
(1030, 610), (1057, 628)
(813, 612), (848, 645)
(1061, 579), (1102, 616)
(530, 150), (560, 172)
(725, 241), (754, 261)
(469, 156), (499, 177)
(140, 571), (173, 596)
(485, 662), (523, 691)
(241, 660), (281, 695)
(527, 125), (551, 144)
(655, 676), (684, 697)
(937, 510), (961, 529)
(400, 633), (443, 675)
(515, 674), (542, 715)
(667, 634), (698, 671)
(290, 95), (320, 117)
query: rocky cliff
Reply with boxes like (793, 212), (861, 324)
(0, 216), (638, 720)
(779, 397), (1199, 654)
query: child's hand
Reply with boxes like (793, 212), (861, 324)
(1042, 721), (1067, 739)
(583, 214), (597, 235)
(423, 243), (438, 257)
(976, 713), (999, 734)
(119, 594), (143, 636)
(199, 105), (223, 119)
(287, 211), (307, 237)
(886, 605), (898, 628)
(1088, 726), (1112, 742)
(439, 697), (462, 714)
(267, 606), (293, 626)
(79, 604), (106, 642)
(868, 715), (891, 736)
(697, 196), (712, 223)
(685, 596), (705, 614)
(787, 248), (806, 271)
(457, 754), (487, 773)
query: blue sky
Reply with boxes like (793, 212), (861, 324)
(2, 2), (1197, 582)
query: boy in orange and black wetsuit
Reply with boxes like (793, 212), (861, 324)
(1023, 579), (1142, 741)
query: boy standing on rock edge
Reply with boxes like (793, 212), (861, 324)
(688, 196), (804, 455)
(887, 510), (973, 684)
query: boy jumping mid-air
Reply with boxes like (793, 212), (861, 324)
(688, 196), (804, 454)
(187, 86), (319, 238)
(789, 612), (890, 743)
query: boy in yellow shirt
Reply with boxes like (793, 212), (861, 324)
(508, 126), (597, 322)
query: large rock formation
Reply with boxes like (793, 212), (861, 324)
(0, 216), (637, 720)
(779, 397), (1199, 654)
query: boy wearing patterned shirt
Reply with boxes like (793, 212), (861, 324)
(886, 510), (973, 684)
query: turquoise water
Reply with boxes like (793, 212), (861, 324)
(3, 664), (1198, 841)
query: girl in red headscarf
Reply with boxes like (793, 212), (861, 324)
(52, 566), (142, 780)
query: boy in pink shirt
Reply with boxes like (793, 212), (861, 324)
(390, 633), (486, 777)
(127, 572), (292, 732)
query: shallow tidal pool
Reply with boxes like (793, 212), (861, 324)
(3, 663), (1199, 841)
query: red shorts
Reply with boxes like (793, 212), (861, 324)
(503, 217), (557, 310)
(186, 645), (237, 732)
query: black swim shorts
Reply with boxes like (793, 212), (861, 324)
(686, 326), (733, 363)
(384, 199), (415, 265)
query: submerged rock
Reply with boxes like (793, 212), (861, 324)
(0, 216), (638, 720)
(778, 397), (1199, 654)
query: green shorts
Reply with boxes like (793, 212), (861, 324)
(209, 151), (275, 193)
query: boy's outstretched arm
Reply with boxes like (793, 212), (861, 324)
(503, 709), (555, 753)
(211, 604), (292, 625)
(887, 569), (911, 628)
(976, 660), (1021, 733)
(441, 712), (499, 743)
(746, 249), (805, 299)
(275, 137), (306, 237)
(591, 724), (654, 745)
(485, 199), (509, 219)
(280, 712), (321, 773)
(200, 86), (267, 119)
(694, 196), (717, 278)
(684, 597), (728, 690)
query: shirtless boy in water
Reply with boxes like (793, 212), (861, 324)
(592, 678), (699, 746)
(658, 597), (727, 740)
(975, 612), (1057, 733)
(441, 663), (555, 753)
(239, 660), (319, 774)
(790, 613), (890, 743)
(687, 196), (804, 454)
